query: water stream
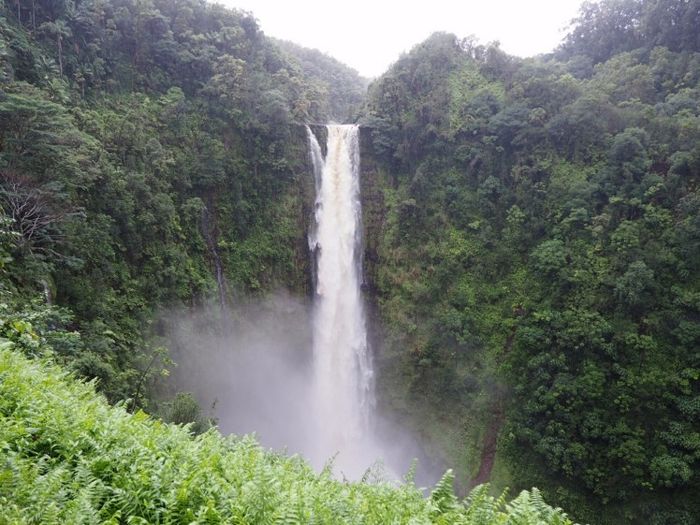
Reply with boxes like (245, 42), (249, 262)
(170, 125), (437, 481)
(307, 124), (376, 476)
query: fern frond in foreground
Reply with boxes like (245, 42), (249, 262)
(0, 342), (575, 524)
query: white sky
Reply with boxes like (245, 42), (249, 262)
(222, 0), (586, 78)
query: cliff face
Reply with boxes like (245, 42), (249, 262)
(357, 127), (387, 367)
(287, 125), (317, 300)
(358, 127), (385, 295)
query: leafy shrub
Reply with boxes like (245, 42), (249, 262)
(0, 341), (574, 524)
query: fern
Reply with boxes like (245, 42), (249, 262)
(0, 343), (577, 525)
(430, 469), (459, 515)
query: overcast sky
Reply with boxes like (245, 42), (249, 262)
(223, 0), (586, 78)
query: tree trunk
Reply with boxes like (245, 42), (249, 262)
(57, 35), (63, 77)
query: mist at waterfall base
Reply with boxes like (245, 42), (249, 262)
(165, 124), (443, 485)
(165, 296), (443, 485)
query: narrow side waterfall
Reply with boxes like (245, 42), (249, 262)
(307, 124), (376, 475)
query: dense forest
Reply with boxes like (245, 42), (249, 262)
(361, 1), (700, 523)
(0, 0), (346, 406)
(1, 0), (699, 523)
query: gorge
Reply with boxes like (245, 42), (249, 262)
(1, 0), (699, 523)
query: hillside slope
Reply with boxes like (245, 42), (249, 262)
(360, 3), (700, 522)
(0, 340), (575, 524)
(0, 0), (361, 405)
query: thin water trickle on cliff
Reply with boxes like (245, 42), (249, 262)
(307, 124), (378, 476)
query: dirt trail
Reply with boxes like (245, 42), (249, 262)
(470, 405), (504, 487)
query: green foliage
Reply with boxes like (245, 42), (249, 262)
(2, 0), (699, 522)
(0, 343), (574, 524)
(559, 0), (700, 64)
(275, 39), (368, 122)
(162, 391), (214, 435)
(362, 4), (700, 523)
(0, 0), (366, 403)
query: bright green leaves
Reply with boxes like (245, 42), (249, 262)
(365, 18), (700, 520)
(0, 346), (574, 524)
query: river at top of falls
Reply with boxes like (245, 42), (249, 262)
(307, 124), (378, 477)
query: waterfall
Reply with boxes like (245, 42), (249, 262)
(307, 124), (376, 475)
(167, 125), (432, 483)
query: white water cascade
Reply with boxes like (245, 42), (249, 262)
(307, 124), (377, 476)
(167, 125), (436, 483)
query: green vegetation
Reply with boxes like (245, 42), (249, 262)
(275, 39), (369, 122)
(1, 0), (699, 522)
(361, 2), (700, 523)
(0, 340), (575, 524)
(0, 0), (368, 404)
